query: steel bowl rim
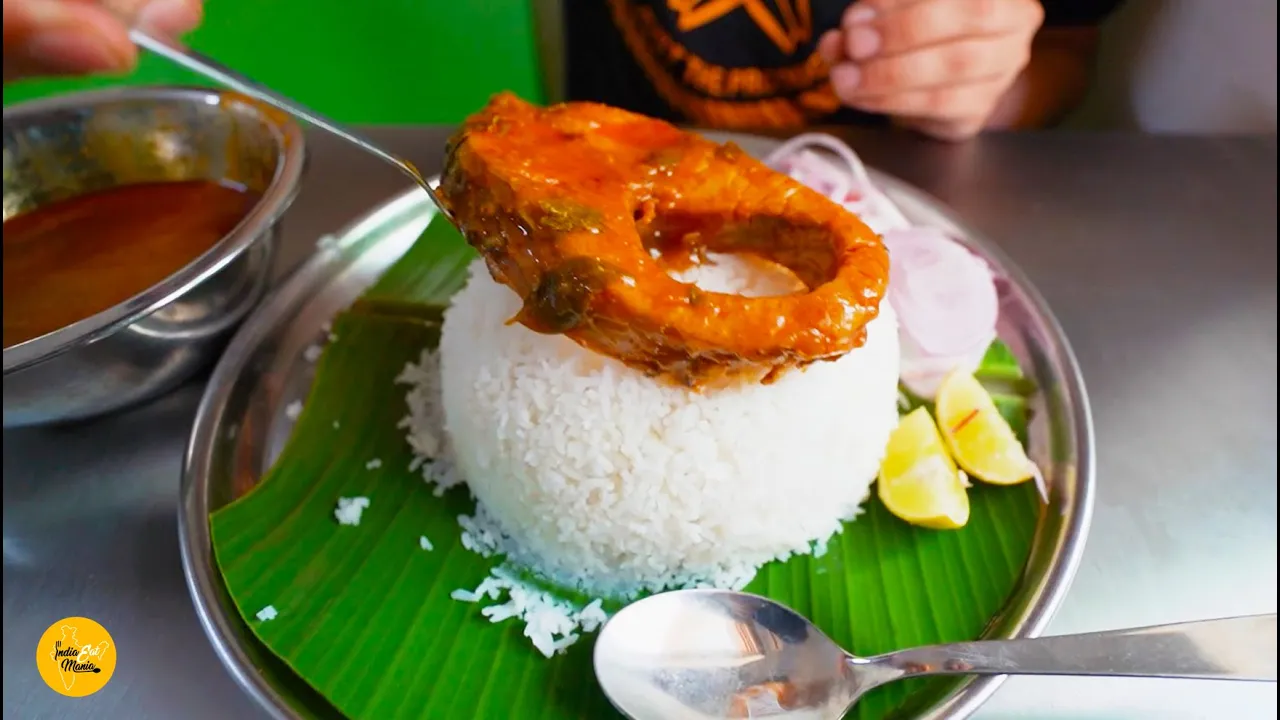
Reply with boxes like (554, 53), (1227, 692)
(180, 159), (1094, 720)
(1, 85), (307, 374)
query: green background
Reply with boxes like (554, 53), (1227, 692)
(2, 0), (549, 122)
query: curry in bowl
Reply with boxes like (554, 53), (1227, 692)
(3, 179), (261, 349)
(2, 86), (304, 427)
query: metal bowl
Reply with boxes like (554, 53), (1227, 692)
(2, 86), (306, 428)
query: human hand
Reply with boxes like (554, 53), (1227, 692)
(3, 0), (202, 81)
(818, 0), (1045, 141)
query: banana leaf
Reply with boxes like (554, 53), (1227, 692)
(211, 216), (1041, 720)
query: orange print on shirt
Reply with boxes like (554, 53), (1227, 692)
(610, 0), (839, 129)
(668, 0), (812, 54)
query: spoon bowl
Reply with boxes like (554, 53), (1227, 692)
(594, 589), (1277, 720)
(594, 589), (859, 719)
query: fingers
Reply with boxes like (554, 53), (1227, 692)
(894, 115), (988, 142)
(830, 34), (1028, 98)
(841, 0), (1044, 59)
(3, 0), (202, 82)
(840, 75), (1011, 121)
(102, 0), (203, 36)
(3, 0), (136, 79)
(816, 28), (843, 66)
(820, 1), (1045, 140)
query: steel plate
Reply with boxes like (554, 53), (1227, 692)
(180, 135), (1094, 720)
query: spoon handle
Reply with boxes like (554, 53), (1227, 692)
(863, 614), (1277, 684)
(129, 30), (450, 216)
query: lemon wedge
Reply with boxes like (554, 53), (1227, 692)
(935, 370), (1036, 485)
(878, 407), (970, 530)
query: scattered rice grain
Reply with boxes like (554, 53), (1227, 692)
(334, 496), (370, 526)
(452, 565), (611, 659)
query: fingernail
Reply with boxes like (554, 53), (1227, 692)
(829, 63), (862, 96)
(844, 4), (876, 25)
(24, 30), (127, 74)
(138, 0), (201, 36)
(846, 26), (880, 60)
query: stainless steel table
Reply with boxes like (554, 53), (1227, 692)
(4, 128), (1276, 720)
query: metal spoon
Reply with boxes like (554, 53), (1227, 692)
(593, 589), (1277, 719)
(128, 29), (453, 222)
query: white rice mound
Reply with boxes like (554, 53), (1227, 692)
(438, 257), (901, 598)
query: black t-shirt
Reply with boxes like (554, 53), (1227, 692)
(565, 0), (1122, 129)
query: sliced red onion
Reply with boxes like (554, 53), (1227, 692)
(780, 149), (851, 203)
(1031, 462), (1050, 504)
(898, 330), (993, 400)
(883, 227), (999, 359)
(764, 132), (873, 187)
(767, 134), (1041, 506)
(768, 136), (1000, 400)
(764, 134), (911, 232)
